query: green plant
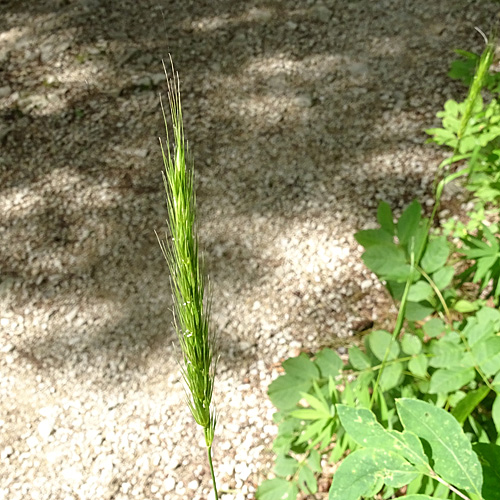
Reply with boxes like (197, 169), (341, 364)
(426, 40), (500, 215)
(332, 400), (486, 500)
(258, 38), (500, 500)
(156, 62), (219, 499)
(258, 300), (500, 498)
(459, 222), (500, 304)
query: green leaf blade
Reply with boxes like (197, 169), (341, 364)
(362, 244), (412, 282)
(432, 266), (455, 290)
(268, 375), (312, 410)
(401, 334), (422, 355)
(396, 398), (483, 495)
(428, 367), (475, 394)
(472, 336), (500, 377)
(256, 478), (298, 500)
(355, 228), (393, 248)
(282, 353), (320, 380)
(421, 237), (450, 274)
(274, 454), (300, 477)
(473, 443), (500, 500)
(367, 330), (400, 361)
(348, 346), (372, 370)
(328, 448), (418, 500)
(377, 201), (395, 234)
(451, 385), (490, 425)
(315, 348), (343, 379)
(397, 200), (422, 246)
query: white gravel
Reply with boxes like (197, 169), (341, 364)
(0, 0), (497, 499)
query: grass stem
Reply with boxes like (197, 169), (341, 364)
(207, 445), (219, 500)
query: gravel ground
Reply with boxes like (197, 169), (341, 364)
(0, 1), (498, 499)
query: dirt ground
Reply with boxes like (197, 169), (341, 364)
(1, 1), (499, 499)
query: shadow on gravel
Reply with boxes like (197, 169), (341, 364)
(0, 0), (496, 379)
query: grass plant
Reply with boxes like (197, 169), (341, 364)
(156, 60), (219, 499)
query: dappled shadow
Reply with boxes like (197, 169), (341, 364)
(0, 0), (497, 382)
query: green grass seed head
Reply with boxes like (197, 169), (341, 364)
(157, 60), (217, 448)
(458, 38), (495, 141)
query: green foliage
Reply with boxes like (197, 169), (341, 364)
(356, 199), (457, 320)
(448, 47), (500, 94)
(427, 42), (500, 220)
(259, 39), (500, 500)
(459, 223), (500, 303)
(259, 350), (344, 497)
(331, 400), (483, 500)
(260, 301), (500, 498)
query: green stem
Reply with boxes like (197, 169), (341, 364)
(369, 251), (415, 409)
(416, 264), (452, 323)
(431, 471), (473, 500)
(207, 445), (219, 500)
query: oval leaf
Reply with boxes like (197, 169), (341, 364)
(348, 346), (372, 370)
(408, 353), (428, 378)
(256, 478), (298, 500)
(396, 398), (483, 495)
(362, 244), (412, 282)
(328, 448), (418, 500)
(368, 330), (400, 361)
(401, 334), (422, 355)
(407, 281), (434, 302)
(429, 368), (475, 394)
(315, 348), (343, 379)
(268, 375), (312, 410)
(282, 353), (320, 380)
(379, 362), (404, 392)
(421, 237), (449, 274)
(355, 229), (393, 248)
(432, 266), (454, 290)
